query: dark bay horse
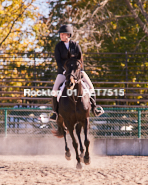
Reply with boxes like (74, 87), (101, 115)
(52, 52), (91, 169)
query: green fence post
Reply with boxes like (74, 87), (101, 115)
(4, 109), (7, 137)
(138, 109), (141, 138)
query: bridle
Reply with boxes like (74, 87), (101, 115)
(65, 61), (82, 83)
(66, 73), (80, 82)
(65, 61), (82, 105)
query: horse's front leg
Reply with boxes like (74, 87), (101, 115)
(83, 117), (90, 165)
(76, 123), (84, 161)
(64, 128), (71, 160)
(69, 128), (82, 169)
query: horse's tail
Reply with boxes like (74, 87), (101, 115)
(51, 123), (64, 138)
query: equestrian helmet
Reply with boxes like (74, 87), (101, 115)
(58, 25), (73, 37)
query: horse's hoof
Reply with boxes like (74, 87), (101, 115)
(65, 151), (71, 160)
(80, 152), (84, 158)
(76, 162), (82, 169)
(80, 153), (84, 163)
(84, 156), (91, 165)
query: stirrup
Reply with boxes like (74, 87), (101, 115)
(50, 112), (58, 122)
(94, 106), (104, 117)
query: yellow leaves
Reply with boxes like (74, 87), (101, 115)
(15, 28), (21, 32)
(120, 36), (126, 40)
(144, 3), (147, 8)
(111, 21), (117, 29)
(0, 0), (41, 52)
(0, 7), (4, 14)
(21, 71), (26, 74)
(91, 71), (99, 75)
(136, 84), (140, 87)
(137, 96), (143, 99)
(132, 78), (136, 82)
(13, 68), (17, 74)
(30, 32), (34, 36)
(17, 60), (23, 67)
(121, 63), (125, 67)
(16, 82), (22, 87)
(113, 24), (117, 29)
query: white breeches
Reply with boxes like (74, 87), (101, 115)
(81, 71), (94, 90)
(52, 74), (66, 92)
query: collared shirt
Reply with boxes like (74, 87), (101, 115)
(55, 40), (83, 74)
(64, 42), (69, 50)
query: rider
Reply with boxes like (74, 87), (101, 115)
(50, 24), (100, 120)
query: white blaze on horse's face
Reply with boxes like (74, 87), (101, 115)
(65, 70), (75, 90)
(69, 74), (75, 90)
(65, 59), (81, 90)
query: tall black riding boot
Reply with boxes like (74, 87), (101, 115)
(50, 96), (58, 120)
(90, 94), (102, 117)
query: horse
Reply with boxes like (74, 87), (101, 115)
(52, 52), (92, 169)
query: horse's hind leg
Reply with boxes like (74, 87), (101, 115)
(83, 117), (90, 165)
(69, 128), (82, 169)
(76, 123), (84, 161)
(64, 128), (71, 160)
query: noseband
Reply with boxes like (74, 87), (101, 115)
(66, 73), (80, 82)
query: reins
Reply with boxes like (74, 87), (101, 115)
(65, 73), (79, 82)
(65, 68), (82, 104)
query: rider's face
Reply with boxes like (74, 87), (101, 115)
(60, 33), (70, 42)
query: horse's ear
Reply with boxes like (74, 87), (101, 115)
(68, 51), (71, 59)
(77, 52), (81, 60)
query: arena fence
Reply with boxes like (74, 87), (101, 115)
(0, 107), (148, 139)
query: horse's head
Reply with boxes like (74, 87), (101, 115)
(64, 52), (82, 90)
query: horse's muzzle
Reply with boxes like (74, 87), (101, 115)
(65, 81), (74, 89)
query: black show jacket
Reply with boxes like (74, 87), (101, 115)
(55, 40), (83, 74)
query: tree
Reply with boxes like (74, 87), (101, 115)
(35, 0), (148, 53)
(0, 0), (40, 52)
(124, 0), (148, 51)
(0, 0), (49, 106)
